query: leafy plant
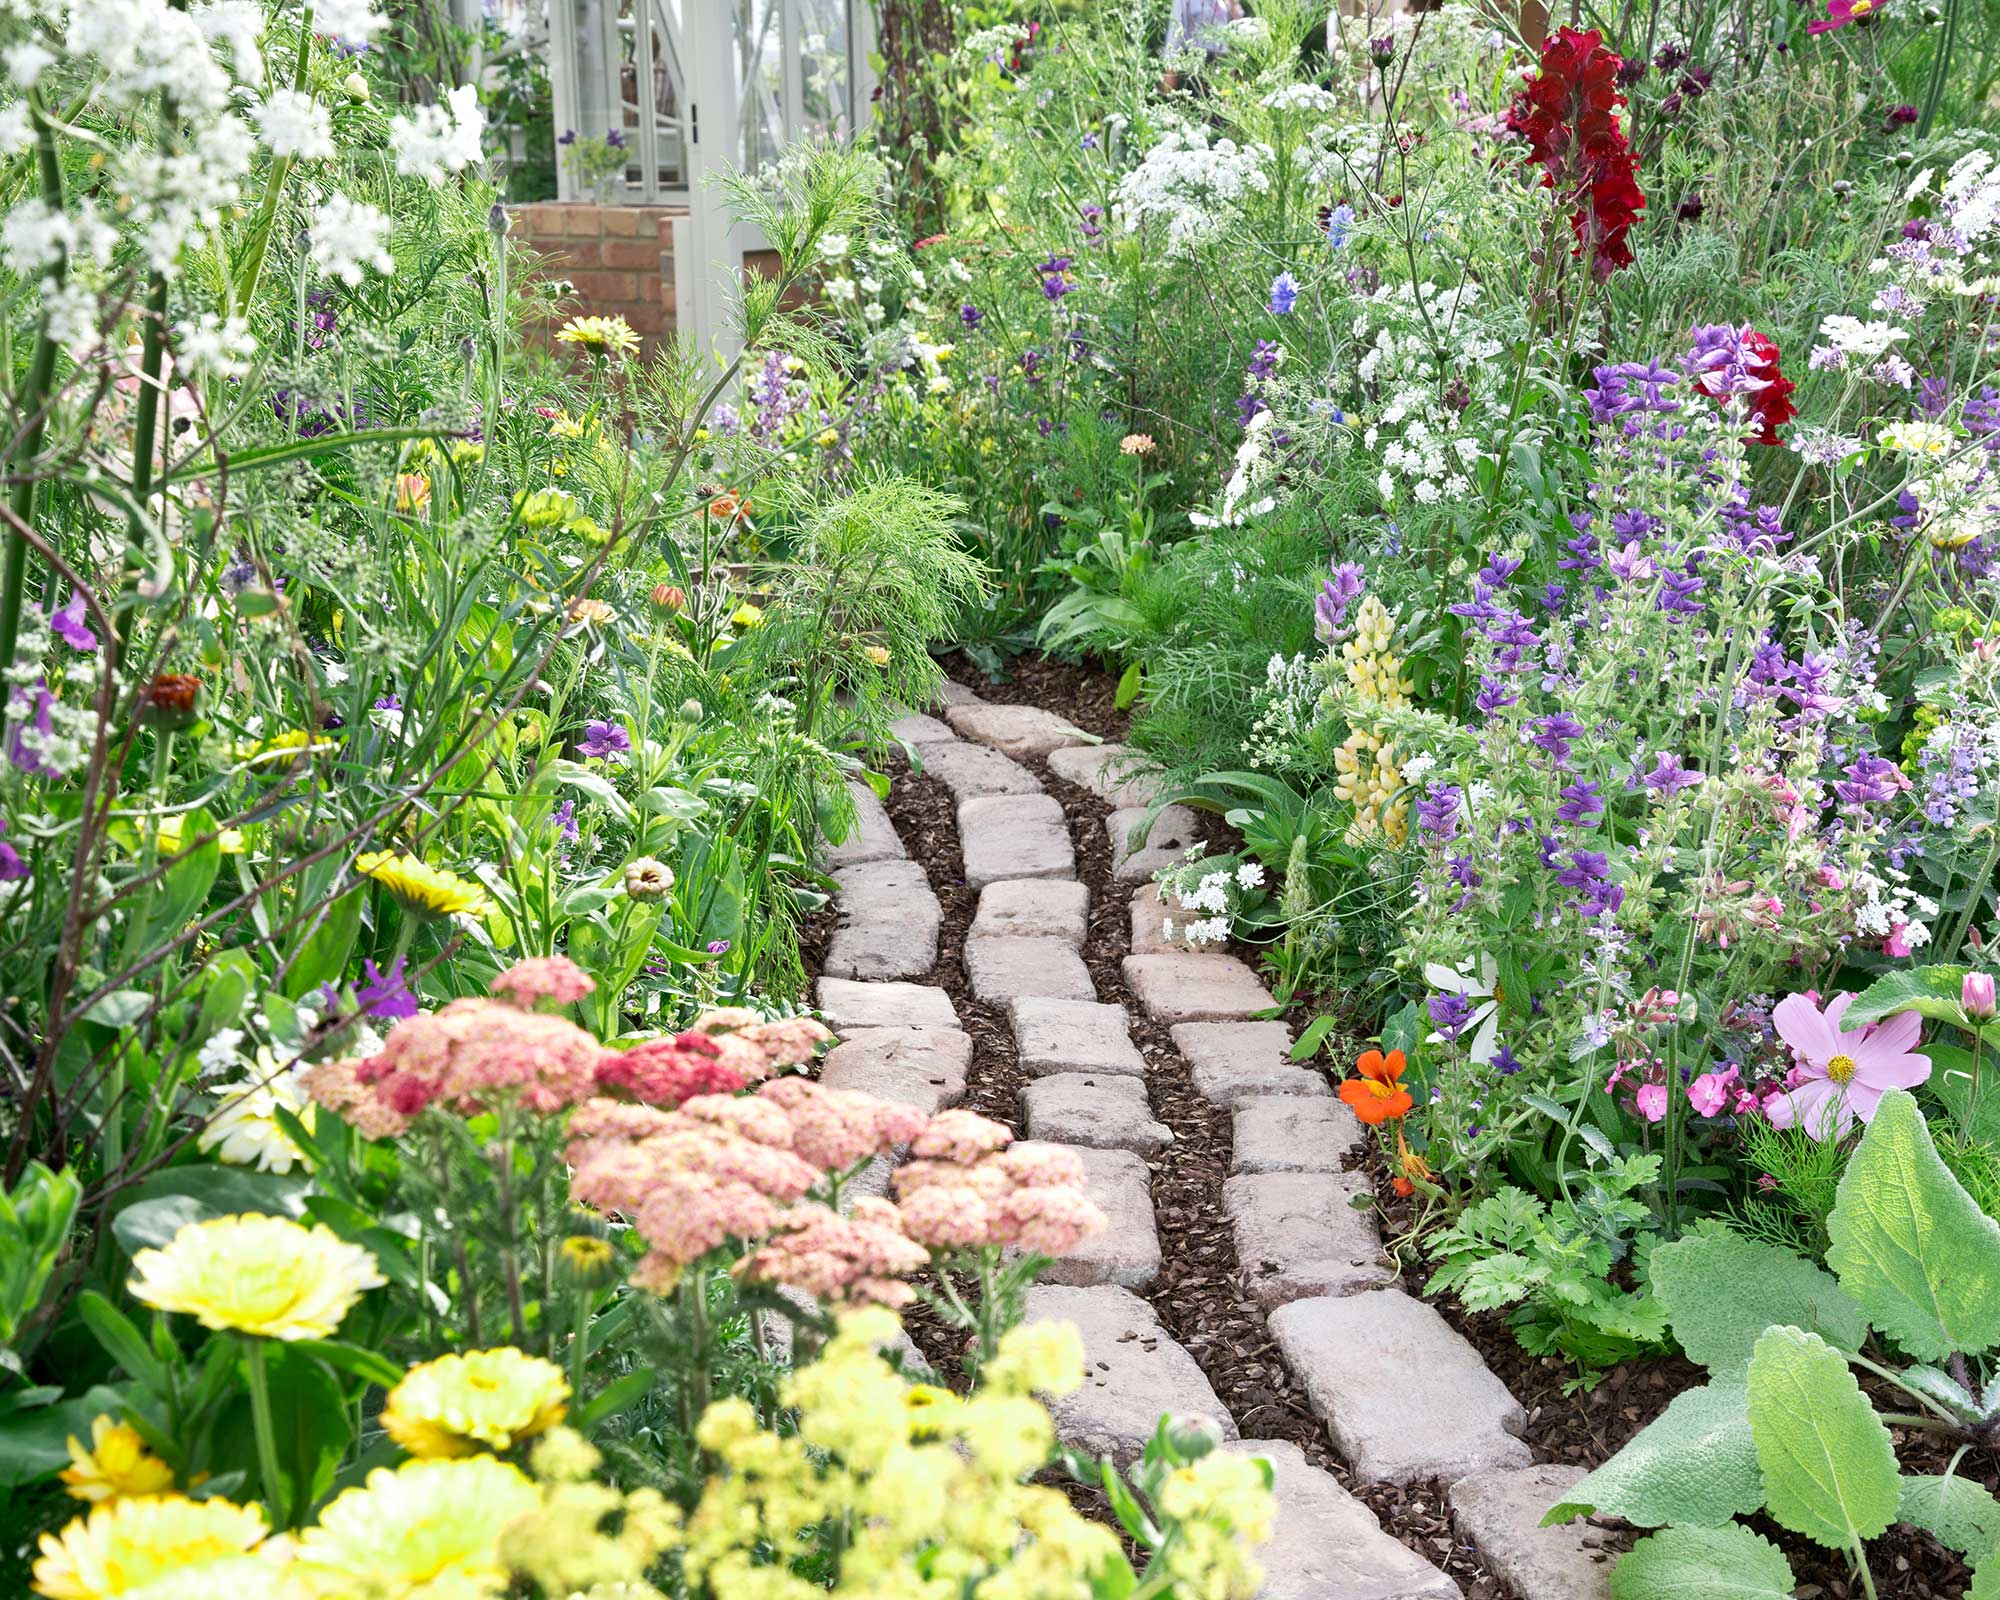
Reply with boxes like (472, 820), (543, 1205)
(1551, 1092), (2000, 1596)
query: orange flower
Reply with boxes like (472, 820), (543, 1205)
(1339, 1048), (1413, 1126)
(1392, 1176), (1415, 1197)
(1392, 1131), (1433, 1198)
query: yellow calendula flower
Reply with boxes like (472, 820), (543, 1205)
(154, 815), (245, 855)
(383, 1348), (571, 1459)
(33, 1495), (268, 1599)
(355, 850), (491, 921)
(290, 1456), (540, 1599)
(863, 644), (891, 666)
(237, 729), (333, 772)
(546, 410), (587, 441)
(59, 1417), (175, 1506)
(729, 602), (764, 629)
(127, 1214), (385, 1342)
(555, 315), (641, 359)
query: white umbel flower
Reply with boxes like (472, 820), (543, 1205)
(313, 0), (390, 46)
(176, 312), (256, 379)
(390, 83), (484, 183)
(310, 192), (394, 284)
(254, 88), (333, 159)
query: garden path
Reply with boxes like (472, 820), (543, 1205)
(817, 683), (1617, 1600)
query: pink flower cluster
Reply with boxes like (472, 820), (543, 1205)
(346, 998), (606, 1120)
(739, 1198), (929, 1308)
(682, 1008), (834, 1080)
(895, 1116), (1107, 1257)
(490, 955), (598, 1010)
(595, 1029), (750, 1108)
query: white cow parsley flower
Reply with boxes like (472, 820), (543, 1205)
(309, 193), (394, 284)
(254, 88), (333, 159)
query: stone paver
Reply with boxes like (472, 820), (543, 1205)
(972, 879), (1089, 948)
(1123, 954), (1275, 1023)
(1025, 1285), (1233, 1464)
(817, 978), (958, 1034)
(1225, 1172), (1396, 1309)
(1232, 1097), (1363, 1174)
(963, 935), (1097, 1003)
(824, 778), (905, 868)
(934, 681), (983, 707)
(1129, 884), (1180, 955)
(918, 739), (1042, 800)
(1173, 1022), (1332, 1109)
(944, 702), (1092, 760)
(1226, 1440), (1461, 1600)
(959, 794), (1074, 889)
(1047, 743), (1163, 809)
(1106, 804), (1204, 883)
(817, 1028), (972, 1115)
(1008, 998), (1148, 1078)
(1024, 1074), (1171, 1155)
(888, 712), (956, 745)
(824, 859), (941, 980)
(1039, 1147), (1161, 1290)
(1270, 1292), (1531, 1486)
(1449, 1464), (1609, 1600)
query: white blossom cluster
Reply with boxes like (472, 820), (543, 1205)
(1112, 122), (1272, 258)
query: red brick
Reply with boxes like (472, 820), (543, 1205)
(600, 238), (667, 271)
(622, 302), (666, 335)
(601, 207), (651, 237)
(570, 269), (638, 301)
(549, 204), (600, 239)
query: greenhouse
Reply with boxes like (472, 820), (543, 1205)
(2, 1), (1999, 1598)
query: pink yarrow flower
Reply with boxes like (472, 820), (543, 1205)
(1763, 992), (1930, 1139)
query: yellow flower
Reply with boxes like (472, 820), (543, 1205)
(290, 1456), (540, 1599)
(154, 815), (245, 855)
(383, 1348), (571, 1459)
(127, 1214), (385, 1341)
(546, 410), (587, 441)
(237, 729), (333, 772)
(197, 1056), (316, 1174)
(59, 1417), (175, 1507)
(1878, 419), (1955, 457)
(394, 473), (431, 514)
(355, 850), (491, 921)
(33, 1494), (268, 1599)
(515, 486), (578, 529)
(729, 602), (764, 629)
(983, 1319), (1084, 1398)
(555, 315), (641, 359)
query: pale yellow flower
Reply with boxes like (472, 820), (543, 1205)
(33, 1495), (268, 1599)
(555, 315), (641, 358)
(59, 1417), (175, 1506)
(382, 1348), (571, 1459)
(128, 1214), (384, 1341)
(154, 815), (245, 855)
(197, 1058), (316, 1174)
(290, 1456), (539, 1598)
(355, 850), (491, 921)
(1120, 432), (1158, 456)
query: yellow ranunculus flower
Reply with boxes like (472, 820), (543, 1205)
(59, 1417), (176, 1506)
(289, 1456), (540, 1598)
(33, 1495), (268, 1599)
(355, 850), (491, 920)
(383, 1348), (571, 1459)
(127, 1214), (385, 1341)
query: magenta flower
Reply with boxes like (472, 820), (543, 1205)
(1687, 1064), (1739, 1117)
(1634, 1082), (1668, 1123)
(1763, 992), (1930, 1139)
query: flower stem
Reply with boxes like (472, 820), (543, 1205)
(243, 1338), (288, 1527)
(233, 8), (313, 309)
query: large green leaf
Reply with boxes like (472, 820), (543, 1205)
(1609, 1523), (1795, 1600)
(1543, 1378), (1762, 1529)
(1746, 1325), (1899, 1550)
(1898, 1473), (2000, 1558)
(1977, 1552), (2000, 1600)
(1826, 1090), (2000, 1359)
(1843, 965), (1970, 1027)
(110, 1165), (311, 1256)
(1649, 1229), (1869, 1375)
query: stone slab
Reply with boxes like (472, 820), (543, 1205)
(1269, 1292), (1532, 1486)
(1123, 954), (1275, 1023)
(1226, 1439), (1461, 1600)
(1039, 1147), (1162, 1290)
(887, 712), (956, 745)
(1024, 1074), (1171, 1155)
(817, 1028), (972, 1115)
(1232, 1097), (1363, 1174)
(934, 680), (983, 707)
(1174, 1022), (1332, 1110)
(1106, 804), (1204, 884)
(1449, 1464), (1609, 1600)
(817, 978), (958, 1034)
(824, 778), (905, 869)
(1130, 884), (1179, 955)
(972, 878), (1090, 948)
(959, 794), (1074, 889)
(964, 935), (1097, 1004)
(1047, 742), (1163, 810)
(944, 701), (1092, 760)
(1225, 1172), (1397, 1309)
(1008, 998), (1148, 1078)
(917, 738), (1042, 800)
(824, 858), (941, 980)
(1024, 1285), (1233, 1465)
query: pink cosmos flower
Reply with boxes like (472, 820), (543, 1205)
(1763, 992), (1931, 1139)
(1808, 0), (1875, 35)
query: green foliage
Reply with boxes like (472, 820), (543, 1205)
(1609, 1523), (1795, 1600)
(1544, 1377), (1763, 1529)
(1899, 1473), (2000, 1557)
(1648, 1228), (1868, 1376)
(1745, 1325), (1900, 1551)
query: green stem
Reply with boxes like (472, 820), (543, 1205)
(243, 1338), (289, 1526)
(232, 8), (314, 309)
(568, 1287), (592, 1414)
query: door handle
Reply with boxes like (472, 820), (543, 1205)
(691, 102), (699, 144)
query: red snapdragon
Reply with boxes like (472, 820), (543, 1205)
(1505, 26), (1646, 281)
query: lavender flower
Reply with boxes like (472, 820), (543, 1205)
(1314, 560), (1365, 639)
(355, 956), (418, 1020)
(579, 719), (630, 760)
(51, 591), (96, 652)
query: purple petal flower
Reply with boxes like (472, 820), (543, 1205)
(356, 956), (419, 1020)
(1637, 751), (1702, 795)
(1555, 781), (1604, 826)
(1267, 271), (1300, 315)
(578, 719), (631, 760)
(51, 591), (96, 652)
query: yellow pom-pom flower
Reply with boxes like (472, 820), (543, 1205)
(58, 1417), (175, 1506)
(383, 1348), (571, 1459)
(290, 1456), (540, 1598)
(127, 1214), (385, 1342)
(355, 850), (491, 921)
(33, 1494), (268, 1599)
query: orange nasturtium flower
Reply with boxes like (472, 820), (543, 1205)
(1339, 1048), (1414, 1126)
(1391, 1131), (1433, 1197)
